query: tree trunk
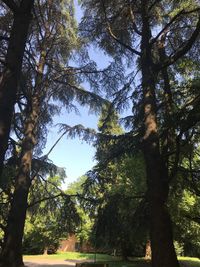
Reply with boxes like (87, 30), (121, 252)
(43, 248), (48, 255)
(0, 0), (34, 178)
(145, 240), (151, 260)
(140, 1), (179, 267)
(0, 172), (31, 267)
(0, 22), (47, 266)
(143, 143), (179, 267)
(0, 92), (40, 267)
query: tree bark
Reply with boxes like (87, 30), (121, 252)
(145, 240), (151, 260)
(0, 93), (40, 267)
(140, 1), (179, 267)
(0, 0), (34, 179)
(0, 46), (45, 266)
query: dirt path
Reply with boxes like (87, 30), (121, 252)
(24, 259), (84, 267)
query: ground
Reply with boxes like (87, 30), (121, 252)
(23, 252), (200, 267)
(24, 258), (81, 267)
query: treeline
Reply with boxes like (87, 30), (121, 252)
(0, 1), (200, 267)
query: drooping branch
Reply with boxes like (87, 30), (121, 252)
(52, 79), (110, 109)
(28, 192), (63, 208)
(29, 173), (97, 208)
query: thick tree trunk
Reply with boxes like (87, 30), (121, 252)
(140, 1), (179, 267)
(0, 93), (40, 267)
(0, 173), (31, 267)
(0, 0), (34, 178)
(0, 42), (46, 266)
(143, 141), (179, 267)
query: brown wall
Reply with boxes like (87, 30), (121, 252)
(59, 234), (96, 253)
(59, 234), (78, 252)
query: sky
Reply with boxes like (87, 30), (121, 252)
(43, 107), (98, 188)
(42, 1), (110, 188)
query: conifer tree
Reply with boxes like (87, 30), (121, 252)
(0, 0), (35, 177)
(80, 1), (200, 266)
(0, 1), (107, 266)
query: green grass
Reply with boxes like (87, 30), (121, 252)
(179, 257), (200, 267)
(23, 253), (200, 267)
(24, 251), (117, 261)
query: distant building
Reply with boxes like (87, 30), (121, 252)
(59, 234), (79, 252)
(59, 234), (93, 253)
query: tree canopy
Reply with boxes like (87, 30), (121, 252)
(0, 1), (200, 267)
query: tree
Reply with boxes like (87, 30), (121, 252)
(83, 105), (148, 259)
(66, 176), (93, 250)
(169, 140), (200, 257)
(0, 0), (35, 177)
(23, 175), (80, 255)
(80, 1), (200, 266)
(0, 0), (109, 265)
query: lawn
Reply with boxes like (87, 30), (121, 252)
(179, 257), (200, 267)
(24, 251), (117, 261)
(23, 252), (200, 267)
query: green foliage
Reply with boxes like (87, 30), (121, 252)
(66, 176), (94, 245)
(174, 241), (184, 257)
(82, 106), (148, 257)
(23, 175), (80, 254)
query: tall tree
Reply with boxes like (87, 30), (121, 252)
(0, 0), (109, 265)
(83, 105), (147, 259)
(80, 1), (200, 266)
(0, 0), (35, 177)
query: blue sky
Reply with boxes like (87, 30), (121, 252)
(43, 106), (98, 188)
(42, 1), (112, 188)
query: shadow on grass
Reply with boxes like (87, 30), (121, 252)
(73, 259), (151, 267)
(179, 260), (200, 267)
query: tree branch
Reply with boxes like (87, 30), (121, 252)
(28, 192), (63, 208)
(161, 11), (200, 68)
(2, 0), (18, 12)
(0, 35), (9, 41)
(101, 0), (141, 56)
(106, 22), (141, 56)
(151, 8), (200, 45)
(129, 3), (142, 36)
(148, 0), (162, 11)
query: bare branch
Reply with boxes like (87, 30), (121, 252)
(44, 131), (67, 158)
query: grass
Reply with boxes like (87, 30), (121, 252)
(179, 257), (200, 267)
(23, 252), (200, 267)
(23, 251), (117, 261)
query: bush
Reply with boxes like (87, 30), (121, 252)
(22, 229), (59, 255)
